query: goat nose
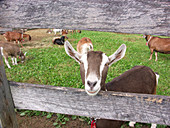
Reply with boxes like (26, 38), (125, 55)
(87, 81), (97, 88)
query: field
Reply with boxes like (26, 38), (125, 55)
(0, 29), (169, 128)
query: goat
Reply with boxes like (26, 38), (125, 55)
(143, 35), (170, 61)
(64, 41), (159, 128)
(53, 29), (62, 35)
(77, 30), (81, 33)
(3, 31), (31, 47)
(52, 36), (68, 45)
(77, 37), (93, 54)
(22, 34), (31, 41)
(62, 29), (68, 35)
(0, 42), (26, 69)
(46, 29), (53, 34)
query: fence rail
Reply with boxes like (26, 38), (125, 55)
(0, 0), (170, 36)
(9, 81), (170, 126)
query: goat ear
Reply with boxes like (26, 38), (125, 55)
(143, 34), (146, 38)
(108, 44), (126, 67)
(24, 52), (27, 56)
(64, 41), (82, 64)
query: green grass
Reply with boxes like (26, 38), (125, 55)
(5, 30), (170, 95)
(4, 30), (170, 127)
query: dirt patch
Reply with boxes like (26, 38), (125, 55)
(22, 29), (56, 49)
(16, 113), (90, 128)
(0, 29), (62, 50)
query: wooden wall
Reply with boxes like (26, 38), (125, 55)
(0, 0), (169, 36)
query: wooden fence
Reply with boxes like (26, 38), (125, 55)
(0, 0), (170, 128)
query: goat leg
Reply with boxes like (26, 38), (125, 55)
(155, 52), (158, 61)
(11, 57), (15, 65)
(20, 40), (24, 47)
(14, 58), (17, 65)
(4, 58), (11, 69)
(149, 49), (154, 60)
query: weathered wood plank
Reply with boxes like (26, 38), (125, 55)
(10, 81), (170, 126)
(0, 0), (170, 36)
(0, 51), (18, 128)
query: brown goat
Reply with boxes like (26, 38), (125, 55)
(77, 37), (93, 54)
(77, 30), (81, 33)
(64, 41), (159, 128)
(0, 41), (26, 68)
(3, 31), (31, 47)
(143, 35), (170, 61)
(62, 29), (68, 35)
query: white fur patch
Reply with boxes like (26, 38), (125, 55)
(100, 53), (109, 76)
(0, 47), (4, 56)
(81, 43), (93, 54)
(151, 123), (157, 128)
(81, 53), (88, 76)
(155, 73), (159, 85)
(84, 53), (109, 96)
(129, 121), (136, 127)
(81, 54), (98, 96)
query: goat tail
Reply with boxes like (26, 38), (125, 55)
(155, 72), (159, 86)
(0, 47), (4, 56)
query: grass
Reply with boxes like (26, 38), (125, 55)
(3, 29), (170, 127)
(5, 30), (170, 95)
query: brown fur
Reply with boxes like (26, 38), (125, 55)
(144, 35), (170, 61)
(79, 51), (157, 128)
(23, 34), (31, 41)
(77, 37), (93, 54)
(98, 65), (157, 128)
(0, 41), (25, 66)
(62, 29), (68, 35)
(3, 31), (31, 47)
(77, 30), (81, 33)
(96, 119), (124, 128)
(105, 66), (156, 93)
(80, 52), (157, 128)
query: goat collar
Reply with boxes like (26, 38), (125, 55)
(146, 36), (153, 46)
(91, 118), (97, 128)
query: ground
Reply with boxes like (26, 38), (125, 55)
(16, 113), (89, 128)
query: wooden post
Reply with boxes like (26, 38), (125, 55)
(0, 49), (18, 128)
